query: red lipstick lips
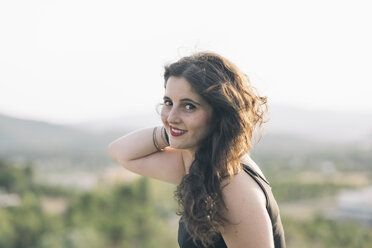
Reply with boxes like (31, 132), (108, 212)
(170, 126), (187, 137)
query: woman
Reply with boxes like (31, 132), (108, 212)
(108, 52), (286, 248)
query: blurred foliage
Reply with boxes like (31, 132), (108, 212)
(1, 153), (372, 248)
(282, 215), (372, 248)
(0, 159), (178, 248)
(272, 182), (354, 202)
(252, 143), (372, 174)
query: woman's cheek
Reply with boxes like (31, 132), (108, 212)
(160, 112), (168, 126)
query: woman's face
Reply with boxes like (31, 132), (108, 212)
(161, 76), (213, 153)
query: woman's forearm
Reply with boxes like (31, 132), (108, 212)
(108, 126), (168, 165)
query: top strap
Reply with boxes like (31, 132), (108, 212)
(241, 163), (270, 186)
(241, 163), (270, 209)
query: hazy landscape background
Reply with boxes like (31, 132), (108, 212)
(1, 104), (372, 247)
(1, 0), (372, 247)
(2, 104), (372, 169)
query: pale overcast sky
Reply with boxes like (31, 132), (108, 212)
(1, 0), (371, 125)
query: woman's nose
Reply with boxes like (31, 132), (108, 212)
(167, 107), (181, 123)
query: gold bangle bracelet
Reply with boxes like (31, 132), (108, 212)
(152, 127), (164, 152)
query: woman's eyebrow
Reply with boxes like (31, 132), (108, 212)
(163, 96), (201, 105)
(180, 98), (201, 105)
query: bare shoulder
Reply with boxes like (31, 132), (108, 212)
(241, 154), (268, 181)
(220, 169), (267, 222)
(220, 169), (274, 248)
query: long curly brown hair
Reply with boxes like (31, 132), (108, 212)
(164, 52), (268, 247)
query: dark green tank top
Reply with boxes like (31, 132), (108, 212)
(178, 163), (286, 248)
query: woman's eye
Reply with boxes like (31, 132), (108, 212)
(185, 103), (196, 110)
(164, 100), (172, 106)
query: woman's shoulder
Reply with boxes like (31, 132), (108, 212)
(220, 154), (266, 190)
(240, 154), (268, 181)
(220, 166), (267, 210)
(220, 157), (267, 218)
(219, 158), (274, 247)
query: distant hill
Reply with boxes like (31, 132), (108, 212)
(1, 105), (371, 168)
(0, 114), (119, 165)
(69, 110), (163, 133)
(73, 105), (372, 143)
